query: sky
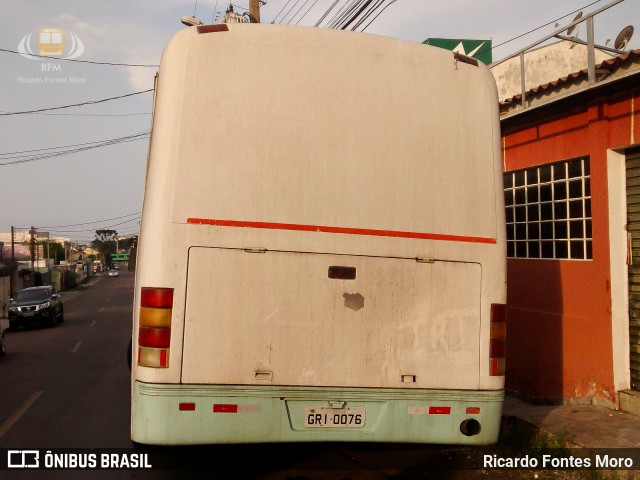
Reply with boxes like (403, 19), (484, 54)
(0, 0), (638, 245)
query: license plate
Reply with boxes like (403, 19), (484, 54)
(22, 312), (35, 317)
(304, 407), (366, 428)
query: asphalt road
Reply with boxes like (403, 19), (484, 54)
(0, 272), (596, 480)
(0, 272), (132, 450)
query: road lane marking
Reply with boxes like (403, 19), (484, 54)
(71, 340), (82, 353)
(0, 391), (43, 439)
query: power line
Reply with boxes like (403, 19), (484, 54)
(286, 0), (315, 24)
(0, 131), (149, 166)
(295, 0), (322, 25)
(0, 132), (148, 157)
(272, 0), (296, 23)
(0, 47), (158, 67)
(360, 0), (397, 31)
(0, 89), (154, 117)
(281, 0), (304, 24)
(33, 112), (151, 117)
(45, 217), (141, 234)
(34, 212), (140, 230)
(478, 0), (606, 58)
(313, 0), (341, 26)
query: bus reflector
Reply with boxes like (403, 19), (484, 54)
(138, 346), (169, 367)
(489, 303), (506, 376)
(138, 288), (174, 368)
(213, 404), (238, 413)
(428, 406), (451, 415)
(466, 407), (481, 415)
(179, 403), (196, 411)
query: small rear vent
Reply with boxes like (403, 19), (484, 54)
(328, 266), (356, 280)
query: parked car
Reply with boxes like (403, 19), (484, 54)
(108, 269), (119, 277)
(0, 327), (5, 356)
(8, 286), (64, 330)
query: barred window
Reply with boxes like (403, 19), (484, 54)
(504, 157), (592, 260)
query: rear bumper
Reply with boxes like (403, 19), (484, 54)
(131, 381), (504, 446)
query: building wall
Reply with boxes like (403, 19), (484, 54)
(503, 92), (640, 404)
(491, 40), (612, 102)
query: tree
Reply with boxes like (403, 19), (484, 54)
(91, 229), (118, 266)
(118, 235), (137, 252)
(38, 240), (64, 263)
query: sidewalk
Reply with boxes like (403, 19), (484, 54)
(501, 394), (640, 449)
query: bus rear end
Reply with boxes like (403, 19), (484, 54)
(131, 23), (506, 446)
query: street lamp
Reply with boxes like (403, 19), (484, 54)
(181, 16), (202, 27)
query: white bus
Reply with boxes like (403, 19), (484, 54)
(130, 23), (506, 446)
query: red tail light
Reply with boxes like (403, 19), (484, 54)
(139, 326), (171, 348)
(489, 303), (506, 376)
(141, 288), (174, 308)
(138, 287), (173, 368)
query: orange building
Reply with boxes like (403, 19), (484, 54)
(499, 50), (640, 413)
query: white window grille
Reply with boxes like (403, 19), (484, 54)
(504, 157), (592, 260)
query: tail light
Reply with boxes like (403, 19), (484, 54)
(138, 287), (173, 367)
(489, 303), (506, 376)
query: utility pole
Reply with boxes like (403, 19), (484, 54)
(29, 226), (36, 270)
(249, 0), (261, 23)
(10, 226), (15, 297)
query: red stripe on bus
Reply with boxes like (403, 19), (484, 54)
(186, 218), (496, 245)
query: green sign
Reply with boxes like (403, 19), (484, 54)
(423, 38), (492, 65)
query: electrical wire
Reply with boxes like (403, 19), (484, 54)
(271, 0), (296, 23)
(353, 0), (389, 30)
(33, 112), (151, 117)
(360, 0), (397, 31)
(35, 212), (140, 229)
(326, 0), (360, 29)
(0, 131), (149, 166)
(478, 0), (606, 59)
(0, 47), (158, 67)
(313, 0), (341, 26)
(45, 217), (141, 234)
(0, 132), (148, 157)
(295, 0), (322, 25)
(0, 89), (153, 116)
(281, 0), (304, 24)
(285, 0), (315, 24)
(346, 0), (384, 30)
